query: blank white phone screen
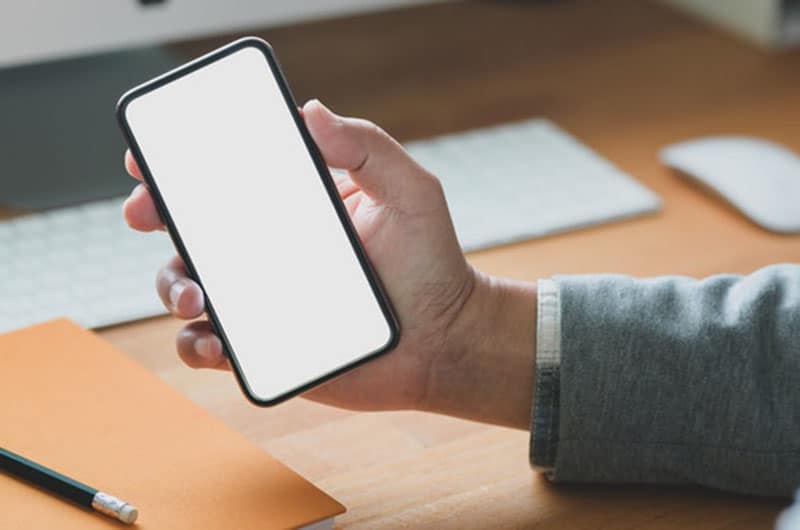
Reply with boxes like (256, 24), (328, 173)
(123, 44), (393, 403)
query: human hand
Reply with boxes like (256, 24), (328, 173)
(123, 100), (537, 427)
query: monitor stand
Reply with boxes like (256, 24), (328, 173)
(0, 47), (183, 210)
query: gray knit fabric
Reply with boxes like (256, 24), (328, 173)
(530, 264), (800, 497)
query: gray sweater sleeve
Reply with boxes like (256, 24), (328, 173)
(529, 264), (800, 497)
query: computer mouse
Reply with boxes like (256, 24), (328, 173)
(660, 136), (800, 233)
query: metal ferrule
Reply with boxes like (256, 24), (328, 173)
(91, 491), (137, 524)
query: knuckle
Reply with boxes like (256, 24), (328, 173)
(424, 171), (445, 195)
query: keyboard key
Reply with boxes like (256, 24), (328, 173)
(405, 118), (660, 251)
(0, 197), (173, 333)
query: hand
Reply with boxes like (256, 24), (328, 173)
(123, 100), (537, 428)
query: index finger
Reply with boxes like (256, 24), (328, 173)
(125, 150), (144, 181)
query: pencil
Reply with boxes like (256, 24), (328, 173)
(0, 446), (138, 524)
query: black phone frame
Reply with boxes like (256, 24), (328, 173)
(116, 37), (400, 406)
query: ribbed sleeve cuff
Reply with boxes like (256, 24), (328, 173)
(530, 278), (562, 476)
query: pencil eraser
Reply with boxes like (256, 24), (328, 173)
(120, 504), (138, 525)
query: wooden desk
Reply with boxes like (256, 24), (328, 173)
(98, 0), (799, 527)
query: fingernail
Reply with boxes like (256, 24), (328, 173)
(169, 280), (185, 309)
(194, 336), (217, 361)
(131, 183), (147, 198)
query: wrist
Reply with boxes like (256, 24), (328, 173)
(422, 269), (538, 429)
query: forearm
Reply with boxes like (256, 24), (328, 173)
(422, 273), (538, 430)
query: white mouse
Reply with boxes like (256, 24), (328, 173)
(660, 136), (800, 233)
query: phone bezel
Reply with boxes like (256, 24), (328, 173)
(116, 37), (400, 406)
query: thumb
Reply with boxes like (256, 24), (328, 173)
(303, 99), (435, 209)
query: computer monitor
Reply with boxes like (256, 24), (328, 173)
(0, 0), (430, 209)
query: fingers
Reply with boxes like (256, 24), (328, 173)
(125, 150), (144, 181)
(123, 154), (226, 374)
(122, 183), (164, 231)
(156, 257), (229, 371)
(176, 320), (230, 370)
(156, 255), (205, 319)
(303, 99), (438, 211)
(122, 150), (165, 231)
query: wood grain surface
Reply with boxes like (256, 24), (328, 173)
(49, 0), (800, 527)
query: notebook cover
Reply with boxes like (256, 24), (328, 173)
(0, 319), (345, 529)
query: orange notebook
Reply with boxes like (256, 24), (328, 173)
(0, 320), (344, 529)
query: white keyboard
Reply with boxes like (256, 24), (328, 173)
(0, 197), (173, 333)
(0, 118), (660, 333)
(405, 118), (661, 251)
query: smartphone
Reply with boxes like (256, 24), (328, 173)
(117, 37), (399, 406)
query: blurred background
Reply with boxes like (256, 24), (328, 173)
(1, 0), (799, 333)
(2, 0), (799, 209)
